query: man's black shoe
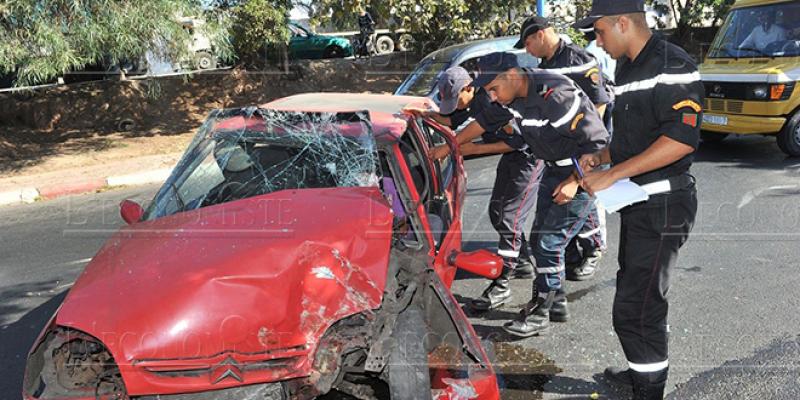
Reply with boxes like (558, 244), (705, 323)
(513, 258), (534, 279)
(604, 366), (634, 387)
(502, 295), (553, 337)
(567, 250), (603, 281)
(550, 295), (569, 322)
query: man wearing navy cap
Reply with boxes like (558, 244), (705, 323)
(574, 0), (703, 398)
(410, 66), (542, 310)
(515, 15), (612, 283)
(445, 52), (609, 337)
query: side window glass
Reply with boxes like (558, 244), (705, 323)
(514, 51), (540, 68)
(420, 121), (454, 190)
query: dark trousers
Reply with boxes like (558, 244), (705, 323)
(529, 165), (595, 293)
(565, 202), (605, 265)
(614, 185), (697, 385)
(488, 152), (543, 267)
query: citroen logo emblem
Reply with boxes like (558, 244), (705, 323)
(211, 356), (244, 384)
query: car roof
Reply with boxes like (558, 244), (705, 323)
(263, 93), (434, 142)
(418, 36), (519, 65)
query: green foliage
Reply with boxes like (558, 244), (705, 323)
(229, 0), (291, 63)
(0, 0), (229, 87)
(309, 0), (534, 52)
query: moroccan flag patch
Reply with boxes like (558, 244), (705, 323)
(682, 113), (698, 128)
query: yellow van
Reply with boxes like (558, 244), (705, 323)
(699, 0), (800, 156)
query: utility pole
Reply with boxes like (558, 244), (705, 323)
(537, 0), (545, 17)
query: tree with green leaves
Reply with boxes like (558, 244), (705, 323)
(661, 0), (736, 39)
(228, 0), (292, 66)
(308, 0), (534, 53)
(0, 0), (233, 87)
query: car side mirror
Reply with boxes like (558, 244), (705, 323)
(448, 249), (502, 280)
(120, 200), (144, 225)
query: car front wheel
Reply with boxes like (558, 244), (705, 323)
(324, 46), (344, 59)
(387, 306), (432, 400)
(777, 110), (800, 157)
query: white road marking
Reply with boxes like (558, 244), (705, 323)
(738, 185), (799, 209)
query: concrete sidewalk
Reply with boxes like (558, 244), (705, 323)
(0, 153), (182, 206)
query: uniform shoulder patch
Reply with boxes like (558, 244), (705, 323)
(571, 113), (585, 131)
(673, 99), (702, 113)
(682, 112), (698, 128)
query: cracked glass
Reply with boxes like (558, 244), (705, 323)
(143, 107), (378, 220)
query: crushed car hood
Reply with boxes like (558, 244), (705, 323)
(56, 188), (393, 365)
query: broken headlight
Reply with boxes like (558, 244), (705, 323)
(23, 326), (128, 400)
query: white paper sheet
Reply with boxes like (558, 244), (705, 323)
(595, 179), (649, 214)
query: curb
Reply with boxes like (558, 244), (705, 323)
(0, 167), (173, 207)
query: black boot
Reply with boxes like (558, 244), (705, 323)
(567, 249), (603, 281)
(502, 292), (554, 337)
(550, 288), (569, 322)
(603, 366), (634, 387)
(632, 368), (668, 400)
(470, 265), (513, 311)
(513, 257), (535, 279)
(514, 238), (535, 279)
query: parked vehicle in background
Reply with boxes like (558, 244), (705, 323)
(179, 17), (219, 70)
(394, 36), (540, 99)
(288, 23), (354, 59)
(322, 28), (413, 55)
(699, 0), (800, 156)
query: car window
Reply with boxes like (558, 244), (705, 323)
(416, 119), (453, 191)
(143, 109), (378, 220)
(514, 51), (539, 68)
(290, 25), (308, 38)
(397, 61), (448, 97)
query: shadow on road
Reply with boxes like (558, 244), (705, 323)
(695, 137), (800, 171)
(0, 290), (67, 399)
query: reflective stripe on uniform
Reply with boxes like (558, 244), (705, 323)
(498, 249), (520, 258)
(578, 227), (601, 239)
(614, 72), (701, 96)
(551, 95), (582, 128)
(628, 360), (669, 373)
(455, 117), (475, 132)
(522, 118), (550, 127)
(536, 266), (564, 274)
(546, 60), (598, 76)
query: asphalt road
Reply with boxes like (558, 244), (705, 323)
(1, 135), (799, 399)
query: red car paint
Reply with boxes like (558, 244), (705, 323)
(23, 93), (500, 400)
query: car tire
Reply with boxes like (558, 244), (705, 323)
(195, 51), (217, 70)
(777, 111), (800, 157)
(376, 35), (395, 54)
(324, 46), (344, 59)
(700, 130), (728, 143)
(387, 306), (432, 400)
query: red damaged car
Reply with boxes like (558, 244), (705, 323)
(22, 94), (503, 400)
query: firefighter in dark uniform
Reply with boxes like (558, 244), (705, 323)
(440, 52), (609, 335)
(574, 1), (703, 398)
(417, 66), (542, 311)
(515, 15), (611, 281)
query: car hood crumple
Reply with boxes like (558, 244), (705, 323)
(55, 187), (394, 364)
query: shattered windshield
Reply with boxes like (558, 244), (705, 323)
(143, 108), (378, 220)
(708, 3), (800, 58)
